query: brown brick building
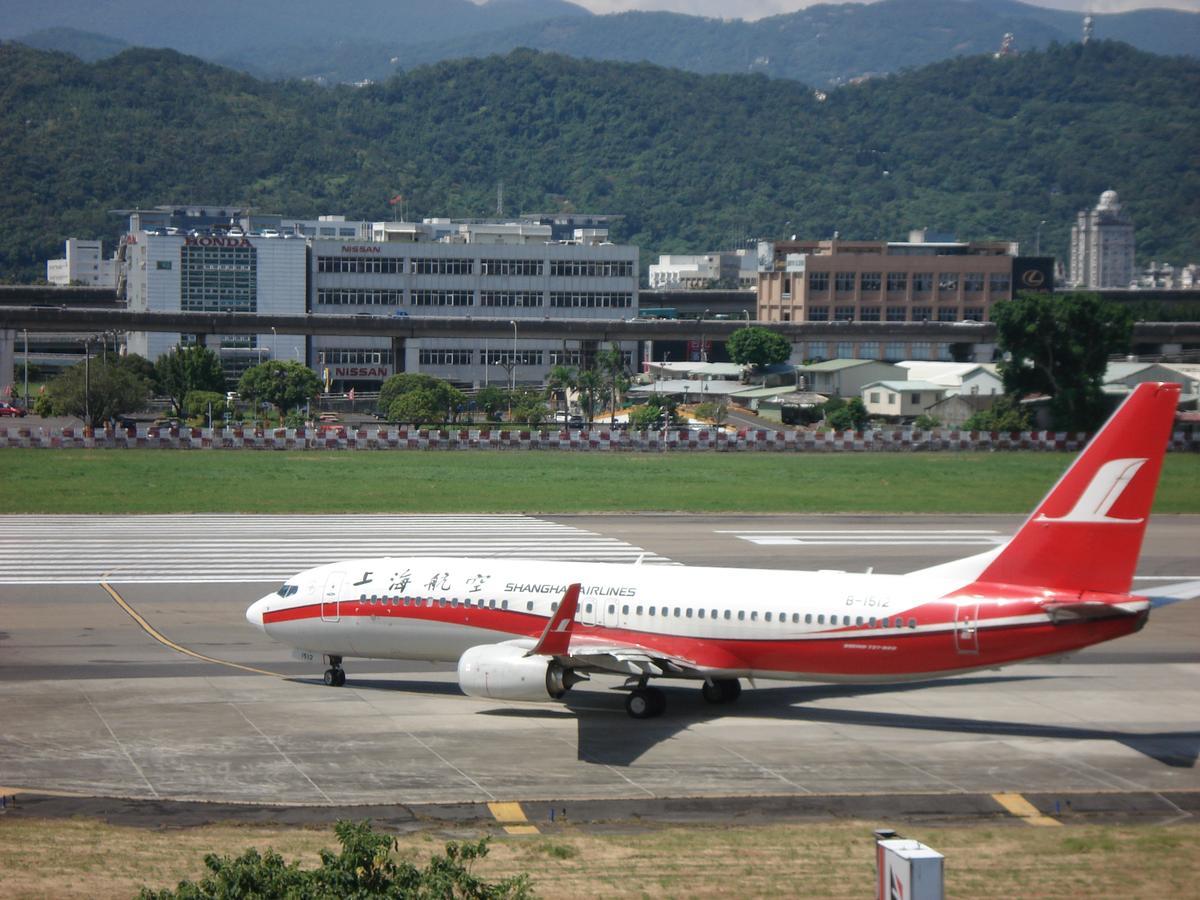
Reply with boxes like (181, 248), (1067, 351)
(757, 237), (1022, 325)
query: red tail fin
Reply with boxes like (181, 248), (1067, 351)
(976, 382), (1180, 594)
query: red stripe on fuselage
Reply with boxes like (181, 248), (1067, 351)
(261, 596), (1143, 678)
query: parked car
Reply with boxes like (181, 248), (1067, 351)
(0, 402), (27, 417)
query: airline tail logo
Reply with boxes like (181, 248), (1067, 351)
(1035, 458), (1147, 524)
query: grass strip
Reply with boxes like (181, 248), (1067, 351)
(0, 817), (1195, 899)
(1, 449), (1198, 515)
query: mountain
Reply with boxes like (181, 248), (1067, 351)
(1, 0), (590, 59)
(15, 27), (128, 63)
(10, 0), (1196, 86)
(388, 0), (1199, 87)
(0, 41), (1196, 283)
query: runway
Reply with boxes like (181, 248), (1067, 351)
(0, 514), (1197, 810)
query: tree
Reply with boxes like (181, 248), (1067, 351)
(963, 395), (1032, 432)
(139, 820), (531, 899)
(238, 360), (321, 422)
(474, 385), (508, 422)
(824, 397), (868, 431)
(544, 364), (577, 414)
(379, 373), (443, 413)
(993, 291), (1132, 432)
(726, 327), (791, 370)
(42, 356), (152, 427)
(576, 369), (603, 421)
(595, 344), (630, 425)
(388, 388), (447, 424)
(155, 345), (227, 416)
(628, 403), (665, 430)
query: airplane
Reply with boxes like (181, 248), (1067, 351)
(246, 381), (1198, 719)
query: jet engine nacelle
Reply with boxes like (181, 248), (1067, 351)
(457, 643), (584, 702)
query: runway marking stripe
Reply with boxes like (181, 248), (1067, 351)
(487, 801), (540, 834)
(992, 792), (1062, 826)
(101, 582), (284, 678)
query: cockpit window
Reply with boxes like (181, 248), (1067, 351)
(275, 584), (299, 597)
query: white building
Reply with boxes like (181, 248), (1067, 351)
(649, 250), (757, 289)
(1069, 190), (1135, 289)
(861, 380), (947, 418)
(312, 220), (639, 389)
(122, 230), (308, 380)
(896, 361), (1002, 396)
(46, 238), (117, 287)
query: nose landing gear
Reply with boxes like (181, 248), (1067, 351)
(323, 656), (346, 687)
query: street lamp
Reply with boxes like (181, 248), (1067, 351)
(22, 329), (29, 408)
(1035, 220), (1047, 256)
(509, 320), (517, 393)
(270, 325), (277, 362)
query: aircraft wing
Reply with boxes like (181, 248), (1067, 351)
(1144, 579), (1200, 609)
(502, 634), (705, 677)
(557, 638), (703, 678)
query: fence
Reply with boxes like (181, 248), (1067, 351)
(2, 424), (1197, 452)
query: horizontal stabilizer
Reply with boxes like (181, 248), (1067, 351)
(1145, 579), (1200, 610)
(1042, 600), (1146, 622)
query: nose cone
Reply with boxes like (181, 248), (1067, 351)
(246, 596), (270, 632)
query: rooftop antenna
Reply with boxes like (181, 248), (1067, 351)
(995, 32), (1016, 58)
(1082, 14), (1094, 45)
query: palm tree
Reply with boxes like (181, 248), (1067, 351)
(575, 369), (602, 423)
(544, 364), (577, 416)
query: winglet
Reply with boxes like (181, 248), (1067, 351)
(528, 583), (581, 656)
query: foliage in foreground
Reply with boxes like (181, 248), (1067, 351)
(139, 820), (531, 899)
(993, 291), (1132, 432)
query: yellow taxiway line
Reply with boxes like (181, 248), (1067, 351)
(101, 581), (284, 678)
(487, 801), (540, 834)
(992, 792), (1062, 826)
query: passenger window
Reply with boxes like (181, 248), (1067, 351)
(881, 616), (889, 627)
(622, 605), (629, 615)
(724, 610), (731, 620)
(780, 612), (786, 623)
(817, 614), (825, 624)
(526, 601), (533, 611)
(586, 603), (593, 614)
(608, 605), (615, 615)
(697, 609), (705, 619)
(551, 602), (559, 612)
(908, 617), (917, 629)
(501, 600), (508, 610)
(686, 608), (693, 618)
(855, 616), (863, 626)
(765, 612), (772, 622)
(843, 615), (851, 626)
(805, 613), (812, 624)
(636, 605), (644, 615)
(868, 616), (876, 627)
(750, 611), (758, 621)
(674, 607), (682, 617)
(649, 606), (656, 616)
(711, 609), (718, 619)
(489, 599), (496, 608)
(737, 611), (745, 621)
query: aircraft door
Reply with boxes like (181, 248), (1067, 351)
(954, 601), (979, 654)
(321, 571), (344, 623)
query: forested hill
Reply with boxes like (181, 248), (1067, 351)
(1, 40), (1197, 282)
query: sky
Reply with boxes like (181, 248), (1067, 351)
(565, 0), (1200, 19)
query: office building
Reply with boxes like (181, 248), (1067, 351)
(46, 239), (117, 287)
(1069, 190), (1135, 289)
(313, 219), (639, 390)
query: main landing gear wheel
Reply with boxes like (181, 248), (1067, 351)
(323, 656), (346, 687)
(626, 686), (666, 719)
(701, 678), (742, 704)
